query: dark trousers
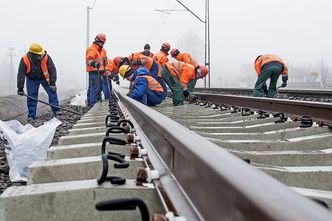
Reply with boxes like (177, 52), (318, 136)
(149, 61), (159, 79)
(253, 65), (283, 98)
(161, 67), (184, 106)
(26, 77), (60, 119)
(101, 75), (112, 100)
(88, 72), (102, 107)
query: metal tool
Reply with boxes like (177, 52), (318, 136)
(23, 93), (82, 115)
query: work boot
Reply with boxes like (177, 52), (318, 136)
(25, 117), (35, 125)
(54, 111), (63, 116)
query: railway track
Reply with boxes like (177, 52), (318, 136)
(0, 88), (332, 220)
(194, 87), (332, 102)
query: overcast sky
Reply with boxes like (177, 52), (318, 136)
(0, 0), (331, 95)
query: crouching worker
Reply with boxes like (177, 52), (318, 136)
(119, 65), (164, 106)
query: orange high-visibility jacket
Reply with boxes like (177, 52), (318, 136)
(176, 53), (199, 67)
(136, 75), (164, 93)
(153, 51), (169, 77)
(23, 54), (50, 84)
(86, 43), (107, 72)
(106, 59), (118, 73)
(254, 54), (288, 76)
(140, 51), (154, 58)
(128, 53), (154, 70)
(165, 61), (196, 88)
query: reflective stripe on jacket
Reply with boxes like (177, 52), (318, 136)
(176, 53), (199, 67)
(153, 51), (169, 77)
(254, 54), (288, 76)
(23, 54), (50, 84)
(86, 43), (107, 72)
(136, 75), (163, 93)
(165, 61), (196, 86)
(128, 53), (154, 70)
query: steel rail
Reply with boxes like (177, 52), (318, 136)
(115, 87), (332, 221)
(194, 87), (332, 97)
(193, 92), (332, 126)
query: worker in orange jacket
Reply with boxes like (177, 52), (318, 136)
(253, 54), (288, 98)
(153, 42), (170, 99)
(140, 44), (154, 58)
(161, 61), (208, 106)
(101, 58), (120, 99)
(86, 33), (108, 107)
(170, 48), (200, 92)
(118, 53), (159, 79)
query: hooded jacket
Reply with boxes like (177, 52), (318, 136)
(129, 67), (163, 100)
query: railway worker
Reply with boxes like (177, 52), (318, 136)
(17, 43), (61, 124)
(86, 33), (108, 107)
(253, 54), (288, 98)
(161, 61), (208, 106)
(102, 58), (120, 100)
(119, 65), (164, 106)
(170, 48), (200, 92)
(140, 44), (154, 58)
(153, 42), (171, 99)
(118, 53), (159, 80)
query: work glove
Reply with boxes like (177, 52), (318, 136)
(103, 59), (108, 67)
(262, 84), (268, 94)
(17, 88), (24, 96)
(132, 60), (143, 66)
(183, 89), (190, 98)
(113, 75), (120, 85)
(281, 74), (288, 88)
(50, 86), (57, 93)
(91, 61), (101, 69)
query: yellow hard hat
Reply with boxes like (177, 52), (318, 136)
(29, 43), (44, 55)
(119, 65), (131, 78)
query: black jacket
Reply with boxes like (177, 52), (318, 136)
(17, 51), (57, 89)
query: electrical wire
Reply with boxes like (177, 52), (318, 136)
(146, 0), (179, 42)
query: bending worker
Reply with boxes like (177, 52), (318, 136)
(118, 53), (159, 79)
(253, 54), (288, 98)
(86, 33), (108, 107)
(161, 61), (208, 106)
(17, 43), (61, 124)
(119, 65), (164, 106)
(153, 42), (171, 99)
(170, 48), (199, 92)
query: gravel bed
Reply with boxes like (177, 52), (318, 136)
(0, 102), (89, 194)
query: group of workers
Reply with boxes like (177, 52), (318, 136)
(16, 33), (289, 122)
(85, 34), (210, 107)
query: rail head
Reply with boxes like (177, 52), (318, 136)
(115, 88), (332, 221)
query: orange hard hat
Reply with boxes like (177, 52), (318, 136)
(96, 33), (106, 43)
(199, 65), (209, 78)
(170, 48), (179, 58)
(161, 42), (170, 50)
(113, 56), (122, 67)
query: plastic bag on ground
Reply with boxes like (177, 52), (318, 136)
(0, 118), (61, 182)
(70, 90), (87, 107)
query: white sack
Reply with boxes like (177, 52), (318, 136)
(0, 118), (61, 181)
